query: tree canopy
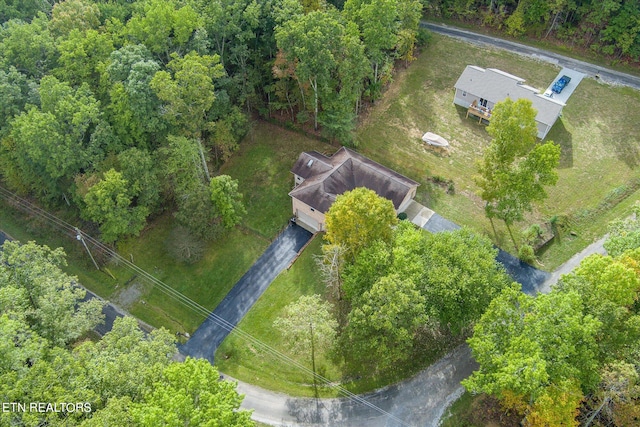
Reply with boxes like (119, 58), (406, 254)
(324, 187), (397, 260)
(465, 245), (640, 424)
(0, 240), (252, 427)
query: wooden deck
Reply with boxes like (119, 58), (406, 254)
(466, 105), (492, 123)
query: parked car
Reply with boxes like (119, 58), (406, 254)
(552, 75), (571, 94)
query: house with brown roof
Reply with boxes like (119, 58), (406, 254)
(453, 65), (566, 139)
(289, 147), (419, 232)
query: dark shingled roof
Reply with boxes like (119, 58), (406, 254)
(289, 147), (418, 213)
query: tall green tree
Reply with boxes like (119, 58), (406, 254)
(604, 202), (640, 257)
(0, 0), (51, 23)
(558, 253), (640, 362)
(7, 76), (103, 200)
(475, 98), (561, 248)
(129, 358), (253, 426)
(344, 0), (398, 98)
(105, 44), (165, 147)
(420, 228), (512, 336)
(209, 175), (246, 229)
(116, 147), (161, 213)
(273, 294), (337, 395)
(0, 241), (104, 347)
(56, 28), (114, 90)
(82, 169), (149, 243)
(0, 66), (36, 138)
(160, 135), (219, 239)
(347, 274), (428, 371)
(324, 187), (398, 260)
(0, 14), (58, 79)
(276, 10), (343, 130)
(464, 285), (600, 417)
(151, 51), (224, 138)
(49, 0), (101, 38)
(126, 0), (201, 61)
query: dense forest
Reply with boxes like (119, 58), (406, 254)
(0, 0), (424, 244)
(1, 0), (639, 244)
(426, 0), (640, 60)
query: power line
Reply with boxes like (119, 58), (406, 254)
(0, 185), (414, 427)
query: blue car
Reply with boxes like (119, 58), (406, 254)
(552, 75), (571, 94)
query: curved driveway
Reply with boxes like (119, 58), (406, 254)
(421, 22), (640, 90)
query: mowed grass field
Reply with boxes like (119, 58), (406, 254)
(356, 33), (640, 269)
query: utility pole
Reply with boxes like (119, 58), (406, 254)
(75, 227), (100, 270)
(309, 321), (318, 399)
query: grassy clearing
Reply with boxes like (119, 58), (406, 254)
(114, 214), (267, 333)
(220, 121), (331, 238)
(356, 33), (640, 270)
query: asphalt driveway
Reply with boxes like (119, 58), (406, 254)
(180, 223), (312, 363)
(422, 214), (551, 293)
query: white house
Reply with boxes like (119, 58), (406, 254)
(453, 65), (566, 139)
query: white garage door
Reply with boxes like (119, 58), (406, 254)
(296, 211), (320, 233)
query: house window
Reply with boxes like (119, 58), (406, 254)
(479, 98), (487, 107)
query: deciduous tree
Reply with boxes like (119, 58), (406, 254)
(209, 174), (246, 229)
(324, 187), (397, 260)
(420, 228), (511, 336)
(347, 274), (428, 371)
(604, 202), (640, 257)
(130, 358), (253, 426)
(276, 10), (343, 130)
(475, 98), (561, 248)
(0, 241), (104, 347)
(273, 294), (337, 394)
(0, 14), (58, 79)
(83, 169), (149, 243)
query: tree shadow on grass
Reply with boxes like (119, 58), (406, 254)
(611, 131), (640, 168)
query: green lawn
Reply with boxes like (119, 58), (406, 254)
(356, 33), (640, 270)
(220, 121), (331, 238)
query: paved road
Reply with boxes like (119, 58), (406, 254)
(236, 345), (477, 427)
(180, 224), (312, 363)
(421, 22), (640, 90)
(537, 236), (607, 294)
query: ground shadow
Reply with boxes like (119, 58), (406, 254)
(611, 132), (640, 168)
(548, 120), (573, 169)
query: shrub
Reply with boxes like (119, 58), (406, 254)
(518, 244), (535, 264)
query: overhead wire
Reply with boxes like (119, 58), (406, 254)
(0, 184), (414, 427)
